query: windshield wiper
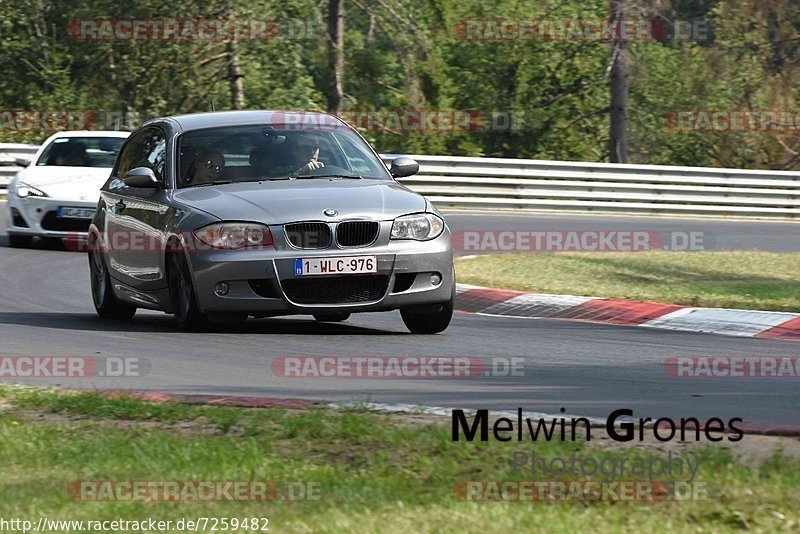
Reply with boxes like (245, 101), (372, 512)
(291, 174), (364, 180)
(193, 180), (233, 187)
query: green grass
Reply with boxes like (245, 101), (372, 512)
(0, 386), (799, 532)
(456, 251), (800, 312)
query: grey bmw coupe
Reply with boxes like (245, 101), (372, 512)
(87, 111), (454, 333)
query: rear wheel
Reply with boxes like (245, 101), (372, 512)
(168, 248), (208, 330)
(313, 313), (351, 323)
(88, 238), (136, 320)
(7, 234), (33, 248)
(400, 283), (454, 334)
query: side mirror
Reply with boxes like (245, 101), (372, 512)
(123, 167), (161, 188)
(389, 157), (419, 178)
(14, 157), (31, 168)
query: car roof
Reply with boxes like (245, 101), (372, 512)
(150, 110), (346, 133)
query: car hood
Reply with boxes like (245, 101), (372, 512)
(171, 179), (427, 223)
(16, 166), (111, 201)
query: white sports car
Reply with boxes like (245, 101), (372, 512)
(5, 130), (129, 247)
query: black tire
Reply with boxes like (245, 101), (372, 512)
(167, 248), (208, 330)
(88, 240), (136, 320)
(7, 234), (33, 248)
(313, 313), (351, 323)
(400, 283), (454, 334)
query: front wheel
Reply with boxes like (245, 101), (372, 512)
(88, 242), (136, 320)
(168, 248), (208, 330)
(400, 285), (454, 334)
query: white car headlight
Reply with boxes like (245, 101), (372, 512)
(15, 182), (47, 198)
(193, 222), (274, 250)
(390, 213), (444, 241)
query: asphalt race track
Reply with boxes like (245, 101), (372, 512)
(1, 206), (799, 430)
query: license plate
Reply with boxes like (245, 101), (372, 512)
(294, 256), (377, 276)
(58, 207), (95, 219)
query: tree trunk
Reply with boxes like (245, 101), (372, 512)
(608, 0), (629, 163)
(327, 0), (345, 114)
(227, 36), (245, 110)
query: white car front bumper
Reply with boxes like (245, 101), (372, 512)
(6, 193), (97, 238)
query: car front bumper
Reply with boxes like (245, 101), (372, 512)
(6, 194), (96, 238)
(185, 230), (454, 315)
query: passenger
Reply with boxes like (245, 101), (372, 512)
(186, 150), (224, 185)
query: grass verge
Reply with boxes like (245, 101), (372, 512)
(456, 251), (800, 312)
(0, 386), (799, 532)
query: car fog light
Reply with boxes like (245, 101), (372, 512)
(430, 273), (442, 286)
(214, 282), (230, 296)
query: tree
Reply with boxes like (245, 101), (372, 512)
(608, 0), (629, 163)
(327, 0), (344, 114)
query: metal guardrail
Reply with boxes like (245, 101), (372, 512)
(0, 143), (40, 190)
(2, 145), (798, 218)
(383, 154), (800, 218)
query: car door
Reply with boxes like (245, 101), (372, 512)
(102, 130), (146, 279)
(106, 126), (172, 293)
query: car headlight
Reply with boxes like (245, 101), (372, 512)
(390, 213), (444, 241)
(15, 182), (47, 198)
(193, 222), (274, 250)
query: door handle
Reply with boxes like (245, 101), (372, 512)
(113, 200), (126, 213)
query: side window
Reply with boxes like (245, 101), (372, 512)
(115, 127), (167, 183)
(140, 128), (167, 182)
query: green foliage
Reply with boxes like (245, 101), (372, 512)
(0, 0), (796, 167)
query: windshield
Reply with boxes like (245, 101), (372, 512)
(36, 136), (125, 168)
(176, 124), (391, 188)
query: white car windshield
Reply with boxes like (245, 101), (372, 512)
(36, 137), (125, 168)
